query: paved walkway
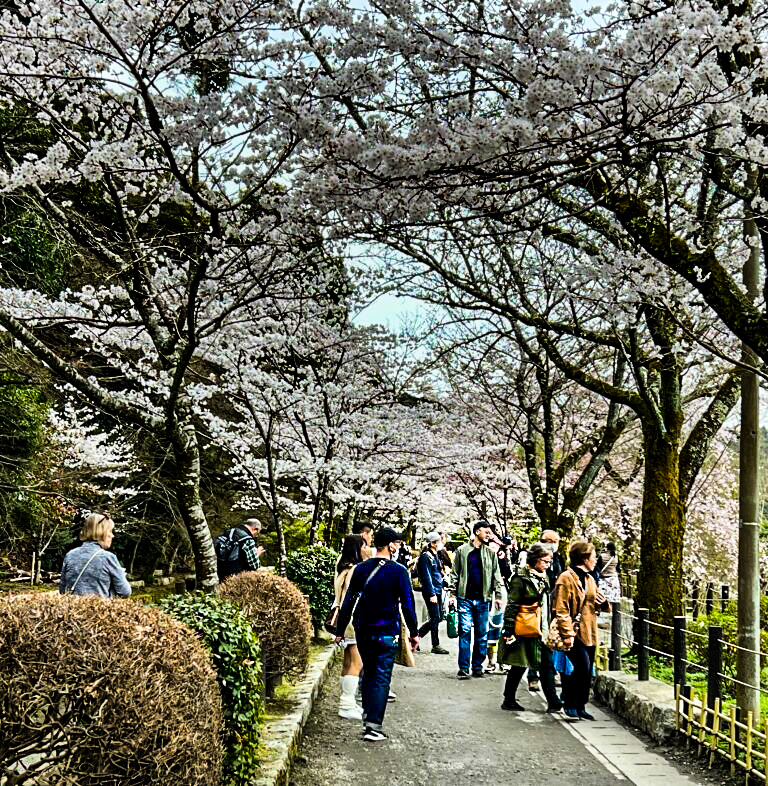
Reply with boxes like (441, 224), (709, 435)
(289, 614), (711, 786)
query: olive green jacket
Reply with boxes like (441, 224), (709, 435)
(450, 542), (506, 605)
(498, 566), (549, 668)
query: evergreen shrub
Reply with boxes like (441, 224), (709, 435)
(0, 593), (223, 786)
(159, 592), (263, 786)
(285, 544), (338, 636)
(220, 571), (311, 680)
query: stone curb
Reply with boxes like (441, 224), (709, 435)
(250, 642), (340, 786)
(593, 670), (677, 743)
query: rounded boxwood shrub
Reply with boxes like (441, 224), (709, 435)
(159, 592), (263, 786)
(285, 544), (338, 637)
(0, 593), (223, 786)
(220, 571), (311, 681)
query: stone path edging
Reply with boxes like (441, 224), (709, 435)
(593, 670), (677, 743)
(250, 642), (339, 786)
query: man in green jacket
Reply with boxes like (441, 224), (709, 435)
(450, 520), (507, 679)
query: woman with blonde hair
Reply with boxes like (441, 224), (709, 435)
(553, 540), (609, 721)
(59, 513), (132, 599)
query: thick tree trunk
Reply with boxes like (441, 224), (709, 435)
(637, 424), (685, 650)
(171, 418), (218, 592)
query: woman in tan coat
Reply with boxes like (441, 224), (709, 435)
(334, 534), (365, 720)
(553, 541), (610, 721)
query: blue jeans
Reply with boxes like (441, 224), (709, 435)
(418, 591), (443, 646)
(356, 634), (399, 730)
(457, 597), (491, 673)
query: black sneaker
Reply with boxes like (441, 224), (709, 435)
(431, 645), (450, 655)
(578, 710), (596, 721)
(362, 727), (387, 742)
(546, 703), (564, 713)
(501, 700), (525, 711)
(457, 670), (471, 680)
(472, 671), (485, 678)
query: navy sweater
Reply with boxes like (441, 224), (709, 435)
(335, 557), (419, 638)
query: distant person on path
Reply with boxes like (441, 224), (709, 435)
(499, 544), (562, 711)
(437, 530), (453, 573)
(334, 534), (366, 720)
(215, 518), (265, 580)
(353, 522), (374, 559)
(450, 520), (506, 680)
(596, 542), (621, 604)
(522, 529), (565, 692)
(335, 527), (419, 742)
(417, 532), (449, 655)
(553, 541), (610, 721)
(59, 513), (131, 599)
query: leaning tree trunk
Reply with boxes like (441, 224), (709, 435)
(171, 417), (218, 592)
(636, 423), (685, 651)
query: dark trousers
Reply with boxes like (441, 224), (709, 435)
(356, 634), (399, 731)
(503, 645), (560, 708)
(562, 637), (596, 711)
(418, 591), (442, 647)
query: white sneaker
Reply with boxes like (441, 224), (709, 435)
(339, 706), (364, 720)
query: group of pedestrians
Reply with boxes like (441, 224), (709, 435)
(332, 520), (616, 741)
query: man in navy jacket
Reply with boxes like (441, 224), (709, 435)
(417, 532), (449, 654)
(335, 527), (419, 742)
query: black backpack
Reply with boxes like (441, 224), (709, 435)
(215, 528), (248, 579)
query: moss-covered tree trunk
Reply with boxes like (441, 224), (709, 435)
(636, 422), (685, 650)
(171, 417), (218, 593)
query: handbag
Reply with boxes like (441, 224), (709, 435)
(323, 604), (339, 636)
(545, 586), (588, 651)
(395, 611), (416, 667)
(446, 608), (459, 639)
(514, 603), (541, 638)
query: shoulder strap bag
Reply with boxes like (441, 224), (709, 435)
(66, 549), (105, 594)
(328, 560), (386, 636)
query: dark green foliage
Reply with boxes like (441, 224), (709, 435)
(0, 593), (223, 786)
(687, 607), (768, 678)
(285, 544), (338, 635)
(159, 592), (263, 786)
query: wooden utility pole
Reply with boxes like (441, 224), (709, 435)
(737, 217), (761, 719)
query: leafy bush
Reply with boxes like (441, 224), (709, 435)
(159, 592), (263, 786)
(220, 571), (311, 682)
(687, 609), (768, 679)
(285, 544), (338, 636)
(0, 593), (223, 786)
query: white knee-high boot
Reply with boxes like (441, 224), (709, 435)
(339, 676), (363, 720)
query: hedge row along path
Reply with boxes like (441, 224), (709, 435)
(288, 629), (728, 786)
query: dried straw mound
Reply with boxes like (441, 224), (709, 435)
(220, 571), (311, 678)
(0, 593), (223, 786)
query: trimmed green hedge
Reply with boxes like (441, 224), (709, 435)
(285, 544), (338, 636)
(160, 592), (263, 786)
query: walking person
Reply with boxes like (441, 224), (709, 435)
(334, 527), (419, 742)
(334, 534), (366, 720)
(498, 544), (561, 711)
(553, 541), (610, 721)
(215, 518), (265, 580)
(450, 520), (506, 680)
(523, 529), (565, 692)
(596, 541), (621, 604)
(416, 532), (449, 654)
(59, 513), (131, 599)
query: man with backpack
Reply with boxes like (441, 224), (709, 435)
(215, 518), (265, 581)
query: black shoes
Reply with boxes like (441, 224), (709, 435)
(431, 646), (450, 655)
(457, 670), (471, 680)
(501, 700), (526, 711)
(578, 710), (596, 721)
(546, 702), (564, 713)
(471, 671), (485, 678)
